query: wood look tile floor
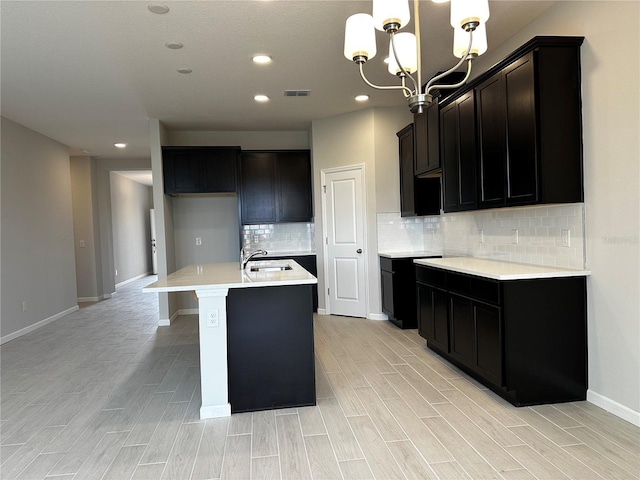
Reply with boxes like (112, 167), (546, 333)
(1, 275), (639, 479)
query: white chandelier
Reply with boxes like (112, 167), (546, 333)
(344, 0), (490, 114)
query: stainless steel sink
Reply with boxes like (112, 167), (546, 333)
(249, 264), (293, 272)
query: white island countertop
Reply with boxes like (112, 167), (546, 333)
(143, 259), (317, 293)
(414, 257), (591, 281)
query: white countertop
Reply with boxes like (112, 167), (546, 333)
(414, 257), (591, 280)
(379, 250), (442, 259)
(263, 251), (316, 258)
(143, 259), (317, 293)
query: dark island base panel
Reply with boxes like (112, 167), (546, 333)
(226, 285), (316, 414)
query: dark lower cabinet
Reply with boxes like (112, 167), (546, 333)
(381, 256), (440, 329)
(416, 264), (587, 406)
(227, 285), (315, 413)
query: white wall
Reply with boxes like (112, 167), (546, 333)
(1, 117), (78, 343)
(466, 1), (640, 423)
(110, 172), (153, 285)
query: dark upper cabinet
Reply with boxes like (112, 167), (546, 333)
(414, 102), (441, 176)
(240, 150), (312, 224)
(163, 147), (239, 195)
(441, 91), (477, 213)
(398, 124), (441, 217)
(476, 39), (583, 209)
(277, 151), (313, 222)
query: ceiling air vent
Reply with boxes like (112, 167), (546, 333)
(284, 90), (311, 97)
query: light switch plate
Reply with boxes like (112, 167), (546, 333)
(561, 229), (571, 247)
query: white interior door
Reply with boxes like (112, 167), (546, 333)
(150, 209), (158, 275)
(323, 166), (367, 318)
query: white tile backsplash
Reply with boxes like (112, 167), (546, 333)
(242, 222), (315, 254)
(377, 203), (585, 269)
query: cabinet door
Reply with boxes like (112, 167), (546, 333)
(440, 103), (459, 212)
(505, 53), (538, 205)
(441, 92), (477, 212)
(163, 150), (202, 194)
(277, 151), (312, 222)
(457, 92), (478, 210)
(240, 152), (277, 224)
(414, 103), (441, 176)
(398, 124), (417, 217)
(417, 283), (448, 352)
(381, 270), (395, 318)
(474, 302), (503, 386)
(477, 73), (507, 208)
(202, 148), (238, 193)
(449, 293), (475, 367)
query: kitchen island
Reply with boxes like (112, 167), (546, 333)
(144, 259), (317, 418)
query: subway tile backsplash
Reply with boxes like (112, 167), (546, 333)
(242, 222), (315, 254)
(377, 203), (585, 269)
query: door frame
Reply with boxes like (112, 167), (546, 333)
(320, 164), (370, 318)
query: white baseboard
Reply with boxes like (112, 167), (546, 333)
(317, 308), (327, 316)
(1, 305), (79, 345)
(200, 403), (231, 419)
(103, 292), (114, 299)
(587, 389), (640, 427)
(116, 272), (151, 288)
(158, 309), (180, 327)
(368, 313), (389, 321)
(78, 296), (99, 303)
(178, 308), (199, 316)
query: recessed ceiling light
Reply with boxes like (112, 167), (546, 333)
(147, 4), (169, 14)
(383, 56), (390, 64)
(165, 41), (183, 50)
(114, 143), (127, 148)
(253, 55), (272, 64)
(431, 0), (449, 3)
(355, 95), (370, 102)
(254, 95), (269, 102)
(177, 68), (192, 74)
(81, 149), (90, 155)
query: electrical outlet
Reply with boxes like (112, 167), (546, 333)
(79, 239), (85, 248)
(22, 301), (27, 312)
(479, 230), (484, 244)
(511, 229), (519, 245)
(561, 229), (571, 247)
(207, 309), (219, 328)
(286, 234), (292, 242)
(195, 237), (202, 246)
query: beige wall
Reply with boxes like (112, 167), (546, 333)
(110, 172), (153, 284)
(70, 156), (103, 301)
(311, 106), (410, 318)
(471, 1), (640, 423)
(1, 117), (78, 343)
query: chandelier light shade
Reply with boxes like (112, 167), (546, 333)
(372, 0), (411, 31)
(388, 32), (418, 75)
(450, 0), (490, 29)
(344, 0), (490, 114)
(453, 22), (487, 58)
(344, 13), (377, 61)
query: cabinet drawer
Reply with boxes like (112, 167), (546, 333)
(380, 257), (393, 273)
(448, 272), (500, 305)
(416, 266), (446, 289)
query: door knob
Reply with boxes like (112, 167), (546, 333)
(357, 249), (362, 254)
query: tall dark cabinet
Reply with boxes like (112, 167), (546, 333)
(398, 124), (440, 217)
(441, 91), (477, 213)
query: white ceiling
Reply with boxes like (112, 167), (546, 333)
(1, 1), (555, 159)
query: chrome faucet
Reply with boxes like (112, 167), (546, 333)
(240, 248), (268, 269)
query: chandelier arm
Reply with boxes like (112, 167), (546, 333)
(390, 32), (419, 94)
(428, 59), (473, 93)
(425, 29), (474, 93)
(414, 0), (422, 94)
(358, 62), (413, 96)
